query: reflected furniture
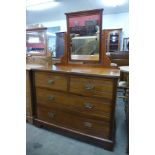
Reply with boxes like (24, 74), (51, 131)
(27, 9), (120, 151)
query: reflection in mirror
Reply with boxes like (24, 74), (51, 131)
(66, 9), (103, 62)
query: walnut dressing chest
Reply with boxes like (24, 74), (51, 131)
(31, 65), (120, 150)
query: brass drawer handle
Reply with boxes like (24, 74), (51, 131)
(47, 95), (54, 101)
(47, 79), (54, 85)
(84, 102), (93, 109)
(47, 112), (55, 118)
(84, 122), (92, 128)
(84, 84), (94, 90)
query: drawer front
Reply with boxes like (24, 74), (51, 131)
(70, 76), (114, 99)
(35, 71), (68, 91)
(37, 106), (110, 139)
(36, 88), (111, 121)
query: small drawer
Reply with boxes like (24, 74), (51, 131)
(37, 106), (110, 139)
(35, 71), (68, 91)
(36, 88), (111, 121)
(69, 76), (114, 100)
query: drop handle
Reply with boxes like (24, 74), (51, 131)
(47, 95), (54, 101)
(47, 112), (55, 118)
(47, 79), (54, 85)
(84, 122), (92, 128)
(84, 102), (93, 109)
(84, 84), (94, 90)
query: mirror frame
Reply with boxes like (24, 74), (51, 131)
(65, 9), (103, 64)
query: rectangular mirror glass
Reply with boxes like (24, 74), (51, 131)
(66, 9), (103, 62)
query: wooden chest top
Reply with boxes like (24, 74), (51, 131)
(32, 64), (120, 79)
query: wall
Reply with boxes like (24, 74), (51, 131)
(103, 12), (129, 37)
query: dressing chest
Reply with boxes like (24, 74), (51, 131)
(30, 65), (119, 150)
(26, 9), (120, 150)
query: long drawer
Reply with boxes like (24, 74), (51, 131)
(35, 71), (68, 91)
(69, 76), (114, 100)
(36, 88), (112, 121)
(37, 105), (110, 139)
